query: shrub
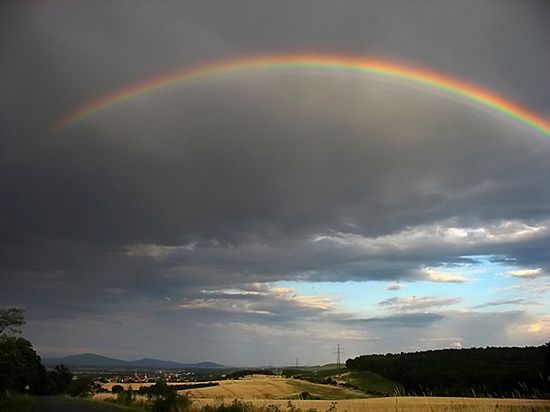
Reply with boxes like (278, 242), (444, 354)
(111, 384), (124, 394)
(66, 377), (94, 397)
(0, 336), (50, 394)
(147, 381), (192, 412)
(47, 365), (73, 394)
(116, 387), (135, 406)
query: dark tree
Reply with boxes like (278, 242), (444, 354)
(145, 381), (192, 412)
(66, 376), (94, 397)
(0, 336), (50, 394)
(48, 364), (73, 394)
(0, 307), (55, 395)
(0, 308), (25, 335)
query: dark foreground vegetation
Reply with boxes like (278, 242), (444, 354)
(347, 344), (550, 397)
(0, 308), (111, 412)
(0, 333), (104, 397)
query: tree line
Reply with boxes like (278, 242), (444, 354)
(346, 344), (550, 397)
(0, 307), (98, 397)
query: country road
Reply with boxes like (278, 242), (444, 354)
(33, 396), (123, 412)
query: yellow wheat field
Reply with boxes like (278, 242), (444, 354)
(101, 376), (366, 400)
(189, 397), (550, 412)
(97, 376), (550, 411)
(182, 376), (365, 399)
(94, 395), (550, 412)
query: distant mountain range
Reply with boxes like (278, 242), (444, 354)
(42, 353), (225, 369)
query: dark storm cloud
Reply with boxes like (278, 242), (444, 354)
(1, 0), (549, 362)
(2, 82), (550, 316)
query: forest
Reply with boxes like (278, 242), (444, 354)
(346, 344), (550, 397)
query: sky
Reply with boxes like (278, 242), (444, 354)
(1, 0), (549, 367)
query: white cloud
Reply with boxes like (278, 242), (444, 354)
(436, 221), (547, 244)
(177, 285), (336, 316)
(507, 268), (543, 278)
(312, 219), (548, 253)
(422, 268), (470, 283)
(507, 314), (550, 338)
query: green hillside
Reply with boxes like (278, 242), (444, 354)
(282, 367), (400, 396)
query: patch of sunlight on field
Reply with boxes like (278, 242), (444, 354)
(180, 376), (365, 400)
(100, 375), (366, 400)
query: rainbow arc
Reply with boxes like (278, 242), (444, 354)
(52, 54), (550, 136)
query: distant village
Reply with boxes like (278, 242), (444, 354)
(69, 368), (222, 384)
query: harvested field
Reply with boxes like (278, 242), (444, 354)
(181, 376), (366, 400)
(93, 394), (550, 412)
(96, 376), (550, 411)
(190, 397), (550, 412)
(100, 375), (366, 400)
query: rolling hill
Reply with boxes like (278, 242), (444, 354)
(42, 353), (225, 369)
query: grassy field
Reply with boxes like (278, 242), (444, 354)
(285, 367), (399, 395)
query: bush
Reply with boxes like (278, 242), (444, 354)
(66, 377), (94, 397)
(0, 336), (50, 394)
(47, 364), (73, 394)
(116, 387), (135, 406)
(147, 381), (192, 412)
(111, 384), (124, 394)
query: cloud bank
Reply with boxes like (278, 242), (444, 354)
(1, 0), (549, 364)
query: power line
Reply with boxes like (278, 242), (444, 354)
(335, 344), (344, 369)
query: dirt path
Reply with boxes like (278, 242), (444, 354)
(34, 396), (122, 412)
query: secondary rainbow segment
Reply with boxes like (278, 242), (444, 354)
(52, 53), (550, 136)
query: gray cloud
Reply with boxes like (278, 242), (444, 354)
(472, 298), (540, 309)
(1, 0), (549, 363)
(385, 283), (406, 291)
(379, 296), (463, 312)
(343, 313), (445, 328)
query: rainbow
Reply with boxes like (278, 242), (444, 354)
(52, 53), (550, 136)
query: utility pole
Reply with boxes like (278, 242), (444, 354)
(335, 344), (343, 369)
(295, 358), (299, 367)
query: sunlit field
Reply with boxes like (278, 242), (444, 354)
(95, 375), (550, 412)
(100, 375), (367, 400)
(190, 397), (550, 412)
